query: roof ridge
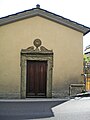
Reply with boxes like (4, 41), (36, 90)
(0, 6), (90, 35)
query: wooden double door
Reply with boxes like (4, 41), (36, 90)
(26, 60), (47, 98)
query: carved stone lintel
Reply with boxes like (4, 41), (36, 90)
(27, 46), (34, 51)
(40, 46), (52, 52)
(21, 39), (53, 54)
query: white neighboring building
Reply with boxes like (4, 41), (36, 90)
(85, 45), (90, 57)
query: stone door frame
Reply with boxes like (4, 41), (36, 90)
(20, 39), (53, 98)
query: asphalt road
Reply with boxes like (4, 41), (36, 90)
(36, 97), (90, 120)
(51, 97), (90, 120)
(0, 99), (66, 120)
(0, 98), (90, 120)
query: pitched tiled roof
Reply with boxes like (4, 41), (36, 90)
(0, 5), (90, 35)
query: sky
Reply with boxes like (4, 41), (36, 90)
(0, 0), (90, 51)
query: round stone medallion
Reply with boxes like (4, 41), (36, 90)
(33, 39), (42, 48)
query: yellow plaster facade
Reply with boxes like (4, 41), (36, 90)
(0, 16), (84, 98)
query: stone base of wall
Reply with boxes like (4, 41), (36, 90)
(0, 87), (84, 99)
(52, 87), (84, 98)
(52, 91), (69, 98)
(0, 93), (20, 99)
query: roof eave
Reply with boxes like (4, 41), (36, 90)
(0, 8), (90, 35)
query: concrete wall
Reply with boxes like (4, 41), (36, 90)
(0, 16), (83, 98)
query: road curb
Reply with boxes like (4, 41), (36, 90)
(0, 98), (68, 102)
